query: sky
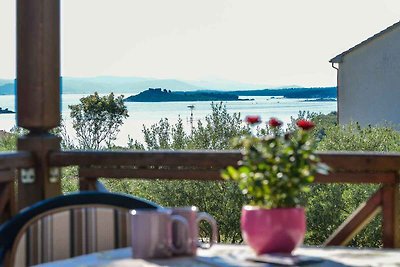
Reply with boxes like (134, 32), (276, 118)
(1, 0), (400, 87)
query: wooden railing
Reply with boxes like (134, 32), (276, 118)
(0, 152), (33, 170)
(0, 151), (34, 223)
(48, 150), (400, 248)
(1, 150), (399, 247)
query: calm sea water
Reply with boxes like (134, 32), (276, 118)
(0, 94), (336, 146)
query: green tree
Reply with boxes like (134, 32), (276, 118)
(69, 92), (128, 150)
(131, 102), (248, 150)
(188, 103), (246, 149)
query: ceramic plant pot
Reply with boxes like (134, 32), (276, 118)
(241, 206), (306, 254)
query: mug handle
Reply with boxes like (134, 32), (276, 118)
(196, 212), (218, 249)
(169, 215), (189, 254)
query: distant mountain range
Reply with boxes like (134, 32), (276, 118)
(0, 76), (333, 96)
(230, 87), (337, 98)
(0, 79), (12, 86)
(61, 77), (204, 94)
(0, 82), (14, 95)
(185, 79), (300, 91)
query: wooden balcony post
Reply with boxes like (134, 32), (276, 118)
(16, 0), (61, 209)
(17, 0), (60, 130)
(17, 135), (61, 209)
(395, 177), (400, 248)
(382, 175), (400, 248)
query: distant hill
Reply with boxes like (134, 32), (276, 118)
(0, 83), (14, 95)
(0, 77), (204, 95)
(0, 107), (14, 114)
(0, 79), (13, 86)
(61, 77), (203, 94)
(187, 79), (288, 91)
(125, 87), (336, 102)
(124, 88), (241, 102)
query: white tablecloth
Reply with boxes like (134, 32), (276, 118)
(34, 244), (400, 267)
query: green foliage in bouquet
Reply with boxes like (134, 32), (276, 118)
(222, 116), (327, 208)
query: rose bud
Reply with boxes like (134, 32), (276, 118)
(268, 117), (283, 128)
(296, 119), (315, 130)
(245, 115), (261, 125)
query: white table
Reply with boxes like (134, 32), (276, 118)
(35, 244), (400, 266)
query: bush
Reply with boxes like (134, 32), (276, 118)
(0, 130), (17, 152)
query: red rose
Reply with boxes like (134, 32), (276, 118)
(268, 117), (283, 128)
(245, 115), (261, 125)
(296, 119), (315, 130)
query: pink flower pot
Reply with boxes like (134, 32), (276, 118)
(241, 206), (306, 254)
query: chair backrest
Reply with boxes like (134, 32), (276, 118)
(0, 192), (160, 267)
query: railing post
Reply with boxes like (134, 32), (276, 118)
(382, 174), (400, 248)
(395, 176), (400, 248)
(16, 0), (61, 209)
(78, 167), (100, 191)
(79, 177), (99, 191)
(0, 170), (16, 223)
(18, 135), (61, 209)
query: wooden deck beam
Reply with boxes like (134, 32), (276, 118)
(0, 152), (34, 169)
(79, 167), (224, 181)
(50, 150), (242, 168)
(51, 151), (400, 172)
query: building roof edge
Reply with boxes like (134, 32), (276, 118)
(329, 20), (400, 63)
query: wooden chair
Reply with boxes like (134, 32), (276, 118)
(0, 192), (160, 267)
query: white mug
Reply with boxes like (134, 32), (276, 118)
(130, 209), (189, 259)
(169, 206), (218, 256)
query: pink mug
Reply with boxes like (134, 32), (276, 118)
(130, 209), (189, 259)
(169, 206), (218, 256)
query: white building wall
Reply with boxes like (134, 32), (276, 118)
(338, 26), (400, 127)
